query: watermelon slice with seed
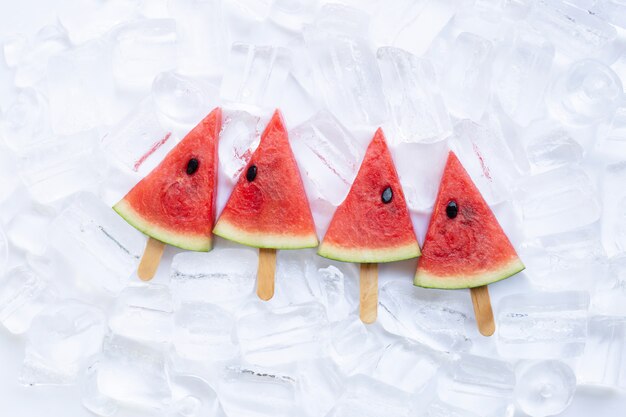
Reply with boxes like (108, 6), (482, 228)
(318, 128), (420, 263)
(414, 151), (525, 289)
(213, 110), (318, 249)
(114, 107), (221, 252)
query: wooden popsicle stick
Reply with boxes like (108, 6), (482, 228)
(257, 248), (277, 301)
(137, 237), (166, 281)
(359, 263), (378, 324)
(471, 285), (495, 336)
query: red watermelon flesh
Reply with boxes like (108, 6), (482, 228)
(114, 107), (222, 252)
(414, 151), (524, 289)
(318, 128), (420, 263)
(213, 110), (318, 249)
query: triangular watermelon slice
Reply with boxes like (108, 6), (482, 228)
(318, 128), (420, 263)
(213, 110), (318, 249)
(414, 151), (525, 289)
(114, 107), (222, 252)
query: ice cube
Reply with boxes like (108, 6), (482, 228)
(1, 88), (53, 154)
(270, 0), (318, 32)
(173, 302), (237, 361)
(547, 60), (623, 127)
(522, 119), (584, 174)
(414, 400), (481, 417)
(46, 40), (116, 135)
(492, 27), (554, 126)
(601, 162), (626, 257)
(97, 334), (172, 410)
(169, 374), (227, 417)
(152, 71), (220, 127)
(577, 316), (626, 389)
(520, 224), (606, 291)
(5, 206), (55, 256)
(438, 354), (515, 417)
(378, 280), (474, 352)
(220, 43), (292, 111)
(575, 0), (626, 29)
(81, 361), (119, 417)
(497, 291), (590, 358)
(371, 0), (458, 57)
(528, 0), (617, 60)
(2, 34), (28, 68)
(0, 266), (56, 334)
(325, 375), (414, 417)
(109, 284), (174, 344)
(295, 359), (345, 417)
(391, 140), (449, 212)
(440, 32), (493, 122)
(17, 132), (101, 204)
(372, 337), (444, 394)
(304, 4), (387, 127)
(13, 25), (70, 88)
(0, 225), (7, 275)
(231, 0), (274, 20)
(111, 19), (178, 91)
(291, 110), (363, 206)
(377, 47), (451, 145)
(515, 166), (601, 237)
(450, 116), (528, 205)
(217, 363), (298, 417)
(515, 360), (576, 417)
(101, 97), (175, 176)
(170, 247), (258, 310)
(236, 301), (330, 366)
(49, 193), (146, 295)
(272, 249), (359, 321)
(20, 302), (106, 385)
(329, 317), (383, 374)
(57, 0), (140, 44)
(168, 0), (229, 77)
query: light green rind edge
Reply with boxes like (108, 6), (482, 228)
(114, 199), (213, 252)
(213, 218), (319, 250)
(318, 241), (421, 264)
(413, 258), (526, 289)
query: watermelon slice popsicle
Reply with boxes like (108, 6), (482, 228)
(213, 110), (318, 301)
(414, 151), (525, 336)
(113, 108), (222, 280)
(318, 129), (421, 324)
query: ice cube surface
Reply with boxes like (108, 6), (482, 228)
(0, 266), (56, 334)
(170, 247), (258, 310)
(577, 316), (626, 389)
(291, 110), (362, 206)
(20, 302), (106, 385)
(237, 301), (330, 366)
(497, 291), (590, 358)
(378, 281), (474, 352)
(515, 360), (576, 417)
(49, 193), (146, 295)
(97, 334), (172, 410)
(304, 4), (387, 127)
(218, 363), (298, 417)
(109, 284), (174, 344)
(220, 43), (292, 110)
(377, 47), (451, 144)
(111, 19), (178, 91)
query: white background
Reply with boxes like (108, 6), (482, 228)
(1, 1), (626, 416)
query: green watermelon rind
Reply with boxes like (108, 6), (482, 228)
(318, 241), (421, 263)
(114, 199), (213, 252)
(213, 218), (319, 250)
(413, 257), (525, 289)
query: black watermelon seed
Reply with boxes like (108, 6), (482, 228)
(186, 158), (199, 175)
(246, 165), (257, 182)
(446, 201), (458, 219)
(381, 187), (393, 204)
